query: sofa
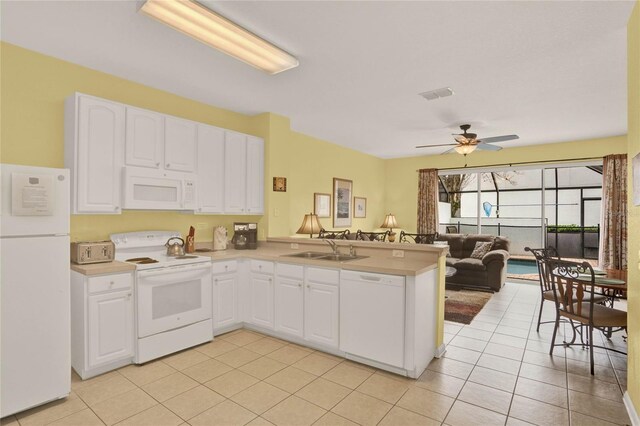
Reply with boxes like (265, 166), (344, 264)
(435, 234), (510, 292)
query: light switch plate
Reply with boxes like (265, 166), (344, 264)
(392, 250), (405, 258)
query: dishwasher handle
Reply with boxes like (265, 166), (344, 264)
(358, 274), (383, 282)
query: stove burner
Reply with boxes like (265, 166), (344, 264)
(126, 257), (159, 264)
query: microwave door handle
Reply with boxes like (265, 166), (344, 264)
(180, 180), (185, 208)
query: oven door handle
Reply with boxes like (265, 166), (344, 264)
(137, 264), (211, 281)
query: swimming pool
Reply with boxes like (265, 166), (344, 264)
(507, 259), (538, 275)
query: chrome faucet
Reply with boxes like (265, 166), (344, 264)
(324, 239), (339, 255)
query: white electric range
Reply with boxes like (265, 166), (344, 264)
(111, 231), (213, 363)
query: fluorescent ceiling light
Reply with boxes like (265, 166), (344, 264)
(140, 0), (299, 74)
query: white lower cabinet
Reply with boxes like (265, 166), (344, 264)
(88, 290), (134, 368)
(71, 271), (134, 379)
(212, 260), (240, 332)
(249, 261), (275, 329)
(304, 268), (340, 348)
(275, 264), (304, 338)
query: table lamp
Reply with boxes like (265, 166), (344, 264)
(380, 213), (398, 242)
(296, 212), (322, 238)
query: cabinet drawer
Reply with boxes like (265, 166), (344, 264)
(251, 260), (274, 275)
(88, 273), (132, 295)
(306, 267), (339, 284)
(276, 263), (303, 279)
(212, 260), (238, 275)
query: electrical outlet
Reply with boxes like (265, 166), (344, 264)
(392, 250), (405, 258)
(291, 243), (299, 249)
(196, 223), (207, 229)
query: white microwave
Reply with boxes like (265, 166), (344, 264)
(122, 166), (197, 210)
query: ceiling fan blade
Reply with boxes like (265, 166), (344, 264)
(476, 142), (503, 151)
(441, 147), (457, 154)
(479, 135), (519, 144)
(415, 143), (458, 148)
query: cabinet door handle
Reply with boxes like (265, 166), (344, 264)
(156, 162), (160, 167)
(109, 281), (115, 286)
(224, 265), (229, 270)
(298, 283), (302, 288)
(306, 284), (311, 289)
(166, 163), (170, 168)
(214, 278), (218, 284)
(114, 206), (120, 211)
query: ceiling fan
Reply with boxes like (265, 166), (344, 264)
(416, 124), (519, 155)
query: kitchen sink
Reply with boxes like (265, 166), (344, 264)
(282, 252), (368, 262)
(283, 251), (330, 259)
(316, 254), (368, 262)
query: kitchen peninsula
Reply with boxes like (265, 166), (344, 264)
(71, 238), (448, 380)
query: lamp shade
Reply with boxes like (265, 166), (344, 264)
(380, 214), (398, 229)
(297, 213), (322, 237)
(454, 144), (477, 155)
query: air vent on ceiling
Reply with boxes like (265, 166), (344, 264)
(419, 87), (454, 101)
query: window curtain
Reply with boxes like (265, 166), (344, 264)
(599, 154), (627, 270)
(417, 169), (439, 234)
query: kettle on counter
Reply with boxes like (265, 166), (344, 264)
(165, 237), (185, 256)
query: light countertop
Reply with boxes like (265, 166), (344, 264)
(71, 237), (447, 277)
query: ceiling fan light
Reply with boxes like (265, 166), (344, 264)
(139, 0), (299, 74)
(454, 144), (477, 155)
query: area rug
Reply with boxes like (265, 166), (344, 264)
(445, 289), (493, 324)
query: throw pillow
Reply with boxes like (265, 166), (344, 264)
(470, 241), (493, 259)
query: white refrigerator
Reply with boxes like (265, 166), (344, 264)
(1, 164), (71, 417)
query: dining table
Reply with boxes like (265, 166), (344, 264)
(576, 268), (627, 307)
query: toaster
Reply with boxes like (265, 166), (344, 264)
(71, 241), (115, 264)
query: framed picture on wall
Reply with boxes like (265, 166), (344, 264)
(333, 178), (353, 228)
(634, 152), (640, 206)
(353, 197), (366, 218)
(314, 193), (331, 218)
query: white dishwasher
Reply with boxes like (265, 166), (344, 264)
(339, 270), (405, 368)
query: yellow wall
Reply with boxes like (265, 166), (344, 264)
(626, 0), (639, 414)
(0, 42), (385, 242)
(384, 136), (628, 233)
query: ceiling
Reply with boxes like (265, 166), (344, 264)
(1, 1), (634, 159)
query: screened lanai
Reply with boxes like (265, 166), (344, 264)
(437, 162), (603, 280)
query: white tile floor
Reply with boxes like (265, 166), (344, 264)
(0, 281), (630, 425)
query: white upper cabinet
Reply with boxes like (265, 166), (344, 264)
(245, 136), (264, 215)
(65, 94), (125, 214)
(65, 93), (264, 215)
(196, 124), (225, 214)
(164, 116), (197, 173)
(224, 131), (248, 213)
(125, 107), (163, 169)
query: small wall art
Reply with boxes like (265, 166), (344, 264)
(314, 193), (331, 218)
(353, 197), (367, 218)
(273, 177), (287, 192)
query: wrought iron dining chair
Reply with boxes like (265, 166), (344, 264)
(445, 225), (458, 234)
(526, 247), (606, 332)
(317, 228), (350, 240)
(545, 258), (627, 375)
(355, 230), (389, 242)
(398, 231), (437, 244)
